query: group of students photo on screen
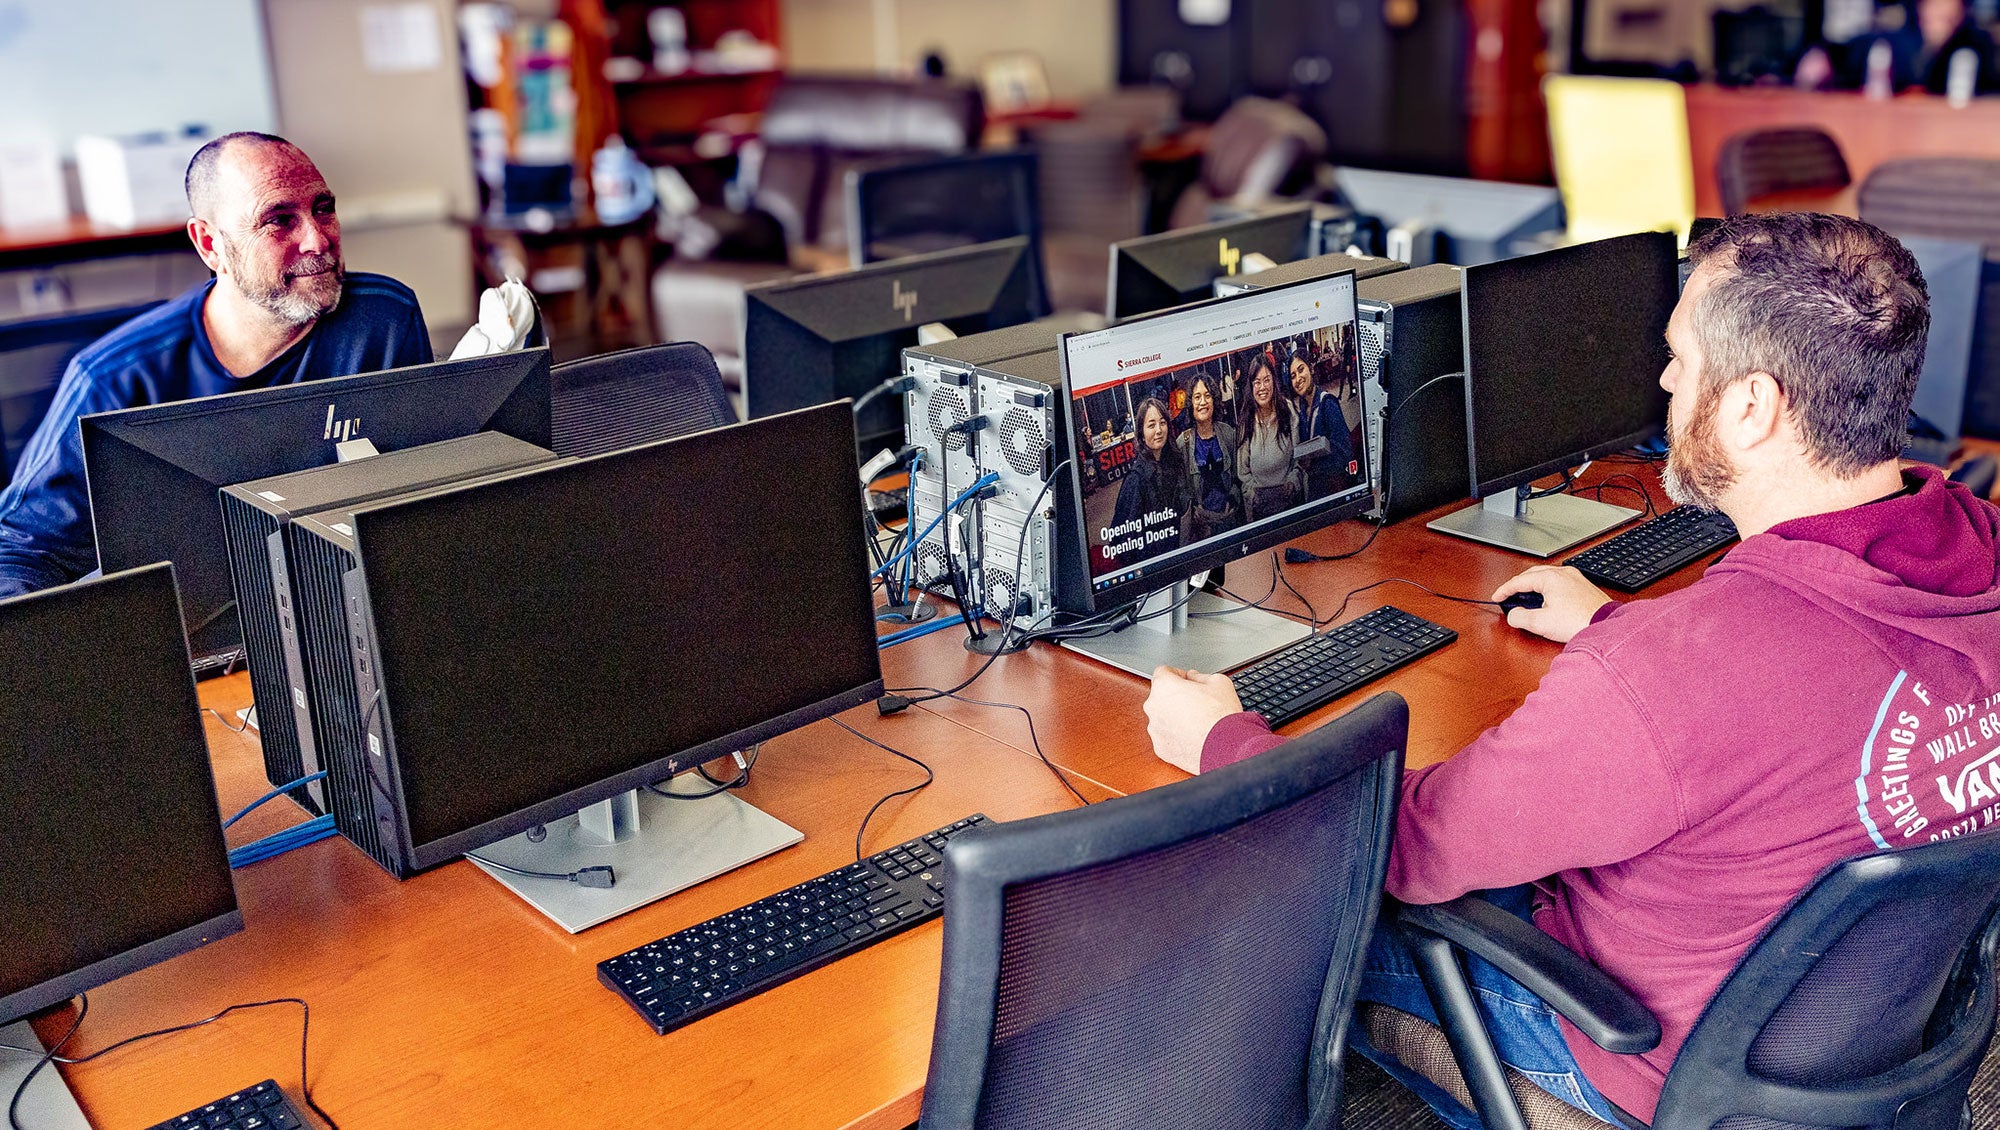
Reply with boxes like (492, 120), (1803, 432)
(1076, 323), (1365, 575)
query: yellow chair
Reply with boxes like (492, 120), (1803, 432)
(1543, 74), (1696, 246)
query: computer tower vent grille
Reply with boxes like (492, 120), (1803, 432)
(289, 529), (397, 875)
(915, 539), (956, 587)
(925, 386), (973, 452)
(1358, 320), (1386, 388)
(220, 494), (314, 812)
(983, 565), (1020, 618)
(995, 407), (1048, 478)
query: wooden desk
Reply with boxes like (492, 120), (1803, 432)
(884, 465), (1702, 796)
(40, 678), (1106, 1130)
(1684, 86), (2000, 218)
(40, 464), (1714, 1128)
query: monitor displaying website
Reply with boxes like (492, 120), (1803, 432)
(1061, 274), (1367, 598)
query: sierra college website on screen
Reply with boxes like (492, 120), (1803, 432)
(1065, 277), (1367, 589)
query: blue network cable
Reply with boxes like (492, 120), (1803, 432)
(870, 471), (997, 580)
(223, 771), (338, 869)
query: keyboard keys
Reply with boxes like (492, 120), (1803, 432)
(146, 1081), (309, 1130)
(1565, 506), (1737, 592)
(1233, 606), (1457, 729)
(600, 813), (992, 1035)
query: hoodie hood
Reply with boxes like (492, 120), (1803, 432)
(1713, 464), (2000, 697)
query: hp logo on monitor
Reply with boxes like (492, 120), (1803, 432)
(323, 404), (363, 443)
(893, 280), (918, 323)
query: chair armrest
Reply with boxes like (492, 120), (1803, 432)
(1398, 896), (1663, 1054)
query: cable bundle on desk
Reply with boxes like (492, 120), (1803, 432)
(224, 771), (339, 869)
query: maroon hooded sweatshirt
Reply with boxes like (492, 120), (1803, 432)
(1199, 466), (2000, 1119)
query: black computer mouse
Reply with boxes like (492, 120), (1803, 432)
(1498, 591), (1544, 614)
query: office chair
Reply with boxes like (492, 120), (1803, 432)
(547, 341), (735, 458)
(845, 150), (1052, 316)
(1857, 157), (2000, 439)
(1372, 828), (2000, 1130)
(1543, 75), (1695, 246)
(0, 301), (163, 486)
(1714, 127), (1850, 216)
(1952, 453), (1998, 500)
(918, 692), (1408, 1130)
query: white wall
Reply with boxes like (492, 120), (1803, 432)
(781, 0), (1117, 101)
(263, 0), (477, 332)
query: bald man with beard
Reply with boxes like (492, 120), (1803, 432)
(0, 131), (432, 597)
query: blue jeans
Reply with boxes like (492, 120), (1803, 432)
(1350, 886), (1625, 1130)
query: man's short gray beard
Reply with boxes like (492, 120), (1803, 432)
(219, 236), (343, 327)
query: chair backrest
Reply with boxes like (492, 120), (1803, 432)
(1653, 830), (2000, 1130)
(918, 692), (1409, 1130)
(0, 300), (163, 485)
(1715, 127), (1850, 216)
(1029, 121), (1147, 241)
(1171, 96), (1327, 230)
(547, 341), (735, 458)
(1857, 157), (2000, 440)
(1951, 453), (1998, 499)
(844, 150), (1051, 316)
(1543, 75), (1694, 244)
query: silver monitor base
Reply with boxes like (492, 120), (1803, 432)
(0, 1020), (89, 1129)
(1062, 583), (1312, 677)
(1429, 489), (1637, 557)
(468, 786), (802, 934)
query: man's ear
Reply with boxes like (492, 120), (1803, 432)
(186, 217), (225, 275)
(1726, 369), (1788, 452)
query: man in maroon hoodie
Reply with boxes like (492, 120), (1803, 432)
(1143, 213), (2000, 1125)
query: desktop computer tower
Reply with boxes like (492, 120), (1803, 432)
(969, 348), (1066, 624)
(275, 463), (572, 877)
(219, 432), (561, 813)
(901, 315), (1098, 606)
(1355, 264), (1469, 522)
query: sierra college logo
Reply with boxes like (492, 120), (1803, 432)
(1218, 237), (1241, 276)
(324, 404), (363, 443)
(893, 279), (918, 323)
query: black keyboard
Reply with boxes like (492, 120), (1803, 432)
(1233, 605), (1456, 729)
(147, 1080), (306, 1130)
(1564, 505), (1737, 592)
(600, 813), (992, 1034)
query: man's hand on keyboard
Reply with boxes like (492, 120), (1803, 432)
(1493, 566), (1614, 644)
(1145, 666), (1244, 774)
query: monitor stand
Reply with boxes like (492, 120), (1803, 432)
(0, 1020), (89, 1130)
(468, 784), (802, 934)
(1061, 580), (1312, 678)
(1428, 485), (1638, 557)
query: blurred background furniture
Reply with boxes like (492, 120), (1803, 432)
(1715, 126), (1851, 216)
(648, 74), (984, 389)
(1544, 74), (1695, 243)
(1858, 156), (2000, 440)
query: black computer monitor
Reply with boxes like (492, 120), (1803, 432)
(1106, 203), (1317, 322)
(81, 348), (553, 667)
(1332, 167), (1564, 266)
(1054, 271), (1373, 676)
(340, 402), (883, 930)
(744, 238), (1041, 454)
(1428, 231), (1677, 556)
(0, 564), (239, 1089)
(846, 151), (1049, 316)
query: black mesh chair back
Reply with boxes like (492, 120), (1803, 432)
(845, 151), (1050, 317)
(1714, 128), (1849, 216)
(547, 342), (735, 458)
(918, 692), (1408, 1130)
(1857, 158), (2000, 438)
(0, 301), (163, 485)
(1651, 830), (2000, 1130)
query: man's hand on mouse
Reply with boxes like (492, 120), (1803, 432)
(1492, 566), (1614, 643)
(1144, 666), (1243, 774)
